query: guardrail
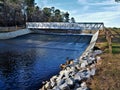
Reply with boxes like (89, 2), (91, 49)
(26, 22), (104, 30)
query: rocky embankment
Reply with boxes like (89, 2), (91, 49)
(40, 49), (102, 90)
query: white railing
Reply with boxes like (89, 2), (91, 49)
(26, 22), (104, 30)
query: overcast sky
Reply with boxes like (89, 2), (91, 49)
(35, 0), (120, 27)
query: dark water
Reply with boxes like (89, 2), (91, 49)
(0, 34), (92, 90)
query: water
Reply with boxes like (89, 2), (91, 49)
(0, 33), (92, 90)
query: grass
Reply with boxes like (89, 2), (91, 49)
(90, 29), (120, 90)
(112, 43), (120, 54)
(90, 54), (120, 90)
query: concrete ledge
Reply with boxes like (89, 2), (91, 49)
(0, 29), (32, 39)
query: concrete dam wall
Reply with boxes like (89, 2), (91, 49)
(0, 29), (31, 39)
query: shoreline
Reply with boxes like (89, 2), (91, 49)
(40, 49), (102, 90)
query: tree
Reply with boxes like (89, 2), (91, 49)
(70, 17), (75, 23)
(48, 7), (55, 22)
(54, 9), (62, 22)
(115, 0), (120, 2)
(0, 0), (75, 26)
(42, 7), (51, 22)
(64, 12), (69, 22)
(0, 0), (25, 26)
(25, 0), (35, 7)
(7, 0), (24, 25)
(32, 6), (42, 22)
(0, 0), (4, 25)
(25, 0), (35, 22)
(51, 7), (55, 15)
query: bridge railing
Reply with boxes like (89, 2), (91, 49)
(26, 22), (104, 30)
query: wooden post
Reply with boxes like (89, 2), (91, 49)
(105, 29), (112, 53)
(16, 25), (17, 30)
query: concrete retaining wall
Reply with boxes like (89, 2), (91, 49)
(0, 29), (32, 39)
(80, 30), (100, 58)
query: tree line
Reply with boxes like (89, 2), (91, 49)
(115, 0), (120, 2)
(0, 0), (75, 26)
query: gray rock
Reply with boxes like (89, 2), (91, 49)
(50, 75), (57, 87)
(44, 81), (51, 89)
(80, 69), (91, 79)
(65, 77), (74, 86)
(56, 78), (65, 86)
(90, 68), (96, 76)
(80, 63), (86, 68)
(81, 82), (87, 89)
(59, 83), (70, 90)
(90, 64), (96, 76)
(53, 86), (60, 90)
(75, 64), (81, 70)
(74, 72), (81, 81)
(75, 87), (83, 90)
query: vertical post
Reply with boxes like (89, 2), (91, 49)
(105, 29), (112, 53)
(108, 35), (112, 54)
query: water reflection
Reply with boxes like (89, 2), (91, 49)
(0, 34), (92, 90)
(0, 47), (37, 90)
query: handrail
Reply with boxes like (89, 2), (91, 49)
(26, 22), (104, 30)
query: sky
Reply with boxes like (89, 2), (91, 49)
(35, 0), (120, 27)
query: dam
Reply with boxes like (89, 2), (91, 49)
(0, 22), (104, 90)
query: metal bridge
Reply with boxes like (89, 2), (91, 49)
(26, 22), (104, 31)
